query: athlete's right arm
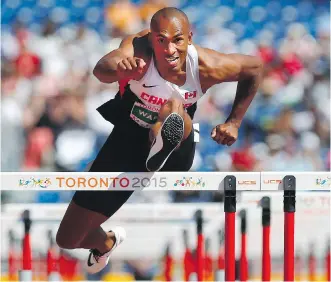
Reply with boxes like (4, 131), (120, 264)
(93, 29), (150, 83)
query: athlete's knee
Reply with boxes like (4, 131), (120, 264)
(56, 226), (80, 249)
(158, 98), (184, 120)
(164, 97), (184, 112)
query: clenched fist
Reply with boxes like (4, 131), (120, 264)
(211, 122), (239, 146)
(117, 57), (146, 80)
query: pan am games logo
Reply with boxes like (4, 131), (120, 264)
(174, 177), (206, 188)
(19, 177), (52, 189)
(316, 177), (331, 188)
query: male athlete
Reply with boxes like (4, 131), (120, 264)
(56, 7), (263, 274)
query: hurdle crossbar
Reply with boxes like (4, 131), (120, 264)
(1, 171), (330, 191)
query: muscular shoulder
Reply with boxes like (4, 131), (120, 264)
(119, 29), (152, 62)
(195, 44), (263, 91)
(194, 45), (242, 91)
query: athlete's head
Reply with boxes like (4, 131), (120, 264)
(150, 7), (192, 73)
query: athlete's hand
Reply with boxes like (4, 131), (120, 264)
(211, 122), (239, 146)
(117, 57), (146, 80)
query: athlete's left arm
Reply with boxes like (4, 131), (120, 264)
(196, 45), (264, 145)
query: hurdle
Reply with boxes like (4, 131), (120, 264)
(260, 196), (271, 281)
(204, 237), (213, 280)
(183, 210), (205, 281)
(182, 229), (195, 281)
(223, 175), (297, 281)
(47, 230), (62, 281)
(224, 175), (236, 281)
(163, 242), (173, 281)
(8, 229), (17, 281)
(215, 229), (225, 281)
(13, 211), (64, 282)
(191, 211), (215, 281)
(239, 209), (248, 281)
(18, 210), (32, 282)
(283, 175), (296, 281)
(2, 171), (329, 281)
(195, 210), (204, 281)
(308, 243), (316, 281)
(327, 240), (331, 281)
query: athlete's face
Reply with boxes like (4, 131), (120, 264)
(150, 17), (192, 72)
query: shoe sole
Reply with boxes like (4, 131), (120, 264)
(146, 113), (184, 172)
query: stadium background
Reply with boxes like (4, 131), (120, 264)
(1, 0), (330, 281)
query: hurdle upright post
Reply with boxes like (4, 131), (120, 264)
(239, 210), (248, 281)
(195, 209), (204, 282)
(326, 238), (330, 281)
(19, 210), (32, 282)
(260, 196), (271, 281)
(295, 248), (302, 281)
(308, 243), (316, 282)
(47, 229), (62, 281)
(224, 175), (236, 281)
(283, 175), (296, 282)
(215, 229), (225, 281)
(8, 229), (17, 281)
(204, 238), (213, 280)
(183, 229), (194, 281)
(164, 242), (173, 281)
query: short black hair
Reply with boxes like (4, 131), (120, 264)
(150, 7), (189, 30)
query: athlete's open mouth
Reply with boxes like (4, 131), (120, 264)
(166, 57), (179, 62)
(165, 57), (179, 67)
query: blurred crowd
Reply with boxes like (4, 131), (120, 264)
(1, 0), (330, 203)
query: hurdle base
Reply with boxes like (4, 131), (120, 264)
(19, 270), (32, 282)
(48, 272), (62, 281)
(215, 270), (225, 281)
(188, 272), (197, 281)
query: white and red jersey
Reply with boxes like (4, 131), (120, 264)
(128, 44), (204, 111)
(97, 45), (203, 130)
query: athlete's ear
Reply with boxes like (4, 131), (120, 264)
(188, 31), (193, 45)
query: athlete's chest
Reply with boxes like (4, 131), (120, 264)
(125, 49), (202, 129)
(129, 79), (199, 109)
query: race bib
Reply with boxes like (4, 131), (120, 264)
(130, 102), (159, 128)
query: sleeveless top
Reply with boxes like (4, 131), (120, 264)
(97, 44), (204, 135)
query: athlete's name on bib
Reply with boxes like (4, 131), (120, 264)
(130, 102), (159, 128)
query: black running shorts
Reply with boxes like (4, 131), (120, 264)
(72, 126), (195, 217)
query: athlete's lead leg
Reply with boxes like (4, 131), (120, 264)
(146, 97), (193, 171)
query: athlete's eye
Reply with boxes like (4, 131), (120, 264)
(157, 38), (164, 43)
(175, 38), (184, 43)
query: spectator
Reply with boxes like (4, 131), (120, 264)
(106, 0), (142, 36)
